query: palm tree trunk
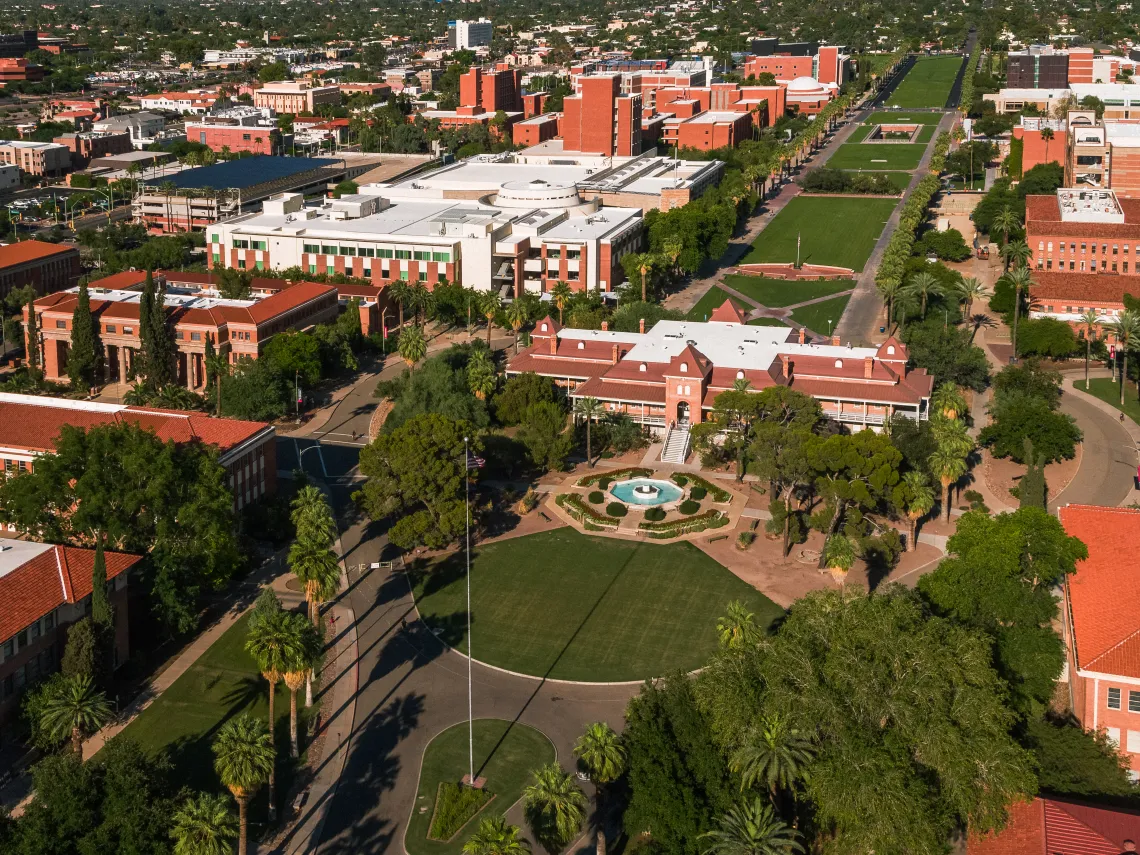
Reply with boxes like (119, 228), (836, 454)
(72, 726), (82, 757)
(1086, 339), (1091, 390)
(486, 318), (492, 347)
(595, 786), (606, 855)
(1011, 288), (1021, 361)
(1122, 352), (1129, 406)
(290, 688), (299, 758)
(268, 683), (277, 821)
(942, 481), (951, 522)
(909, 517), (917, 551)
(641, 270), (646, 302)
(398, 303), (404, 327)
(237, 795), (249, 855)
(586, 420), (592, 467)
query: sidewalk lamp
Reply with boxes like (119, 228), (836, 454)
(295, 369), (302, 423)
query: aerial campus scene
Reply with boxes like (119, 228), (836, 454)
(2, 1), (1140, 854)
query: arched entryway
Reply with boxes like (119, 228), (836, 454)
(676, 401), (690, 424)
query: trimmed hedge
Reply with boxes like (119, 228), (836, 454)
(689, 486), (707, 500)
(588, 490), (605, 504)
(644, 507), (666, 522)
(671, 473), (731, 503)
(679, 499), (701, 515)
(556, 493), (620, 528)
(606, 501), (628, 518)
(638, 510), (729, 539)
(577, 467), (651, 487)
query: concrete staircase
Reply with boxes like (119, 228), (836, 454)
(660, 424), (691, 464)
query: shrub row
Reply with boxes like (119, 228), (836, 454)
(874, 171), (942, 292)
(957, 45), (980, 120)
(670, 473), (731, 503)
(576, 466), (652, 487)
(556, 493), (620, 528)
(639, 510), (730, 539)
(679, 499), (702, 515)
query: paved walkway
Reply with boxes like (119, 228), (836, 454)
(836, 110), (957, 346)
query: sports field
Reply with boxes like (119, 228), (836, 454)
(741, 196), (898, 272)
(887, 55), (964, 108)
(411, 528), (782, 681)
(825, 143), (926, 171)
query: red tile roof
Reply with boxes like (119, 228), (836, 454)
(1027, 194), (1140, 239)
(968, 796), (1140, 855)
(0, 543), (141, 641)
(1059, 504), (1140, 677)
(0, 240), (76, 268)
(572, 376), (666, 404)
(708, 299), (746, 324)
(0, 396), (271, 457)
(1030, 271), (1140, 304)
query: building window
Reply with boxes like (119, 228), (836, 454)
(124, 326), (133, 334)
(253, 240), (267, 251)
(432, 251), (450, 262)
(105, 324), (116, 334)
(1109, 687), (1122, 709)
(1108, 727), (1122, 747)
(379, 249), (393, 259)
(237, 260), (246, 269)
(414, 250), (431, 261)
(191, 332), (201, 341)
(255, 261), (265, 271)
(1129, 690), (1140, 713)
(361, 248), (375, 258)
(340, 247), (356, 256)
(212, 254), (221, 265)
(303, 243), (319, 254)
(395, 250), (412, 260)
(399, 271), (409, 281)
(233, 239), (249, 249)
(309, 264), (317, 274)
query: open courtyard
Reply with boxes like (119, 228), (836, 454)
(886, 55), (964, 108)
(741, 196), (899, 272)
(410, 528), (782, 682)
(824, 142), (927, 171)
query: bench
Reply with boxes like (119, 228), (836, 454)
(539, 511), (552, 522)
(707, 534), (730, 544)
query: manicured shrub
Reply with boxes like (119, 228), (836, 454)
(606, 501), (628, 518)
(598, 478), (612, 490)
(679, 500), (701, 515)
(689, 486), (707, 500)
(644, 507), (666, 522)
(588, 490), (605, 504)
(737, 531), (756, 549)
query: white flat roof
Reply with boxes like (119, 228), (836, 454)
(995, 88), (1069, 99)
(1072, 83), (1140, 103)
(385, 160), (595, 191)
(0, 540), (55, 580)
(1105, 122), (1140, 146)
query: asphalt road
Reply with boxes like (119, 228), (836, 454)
(1051, 390), (1140, 510)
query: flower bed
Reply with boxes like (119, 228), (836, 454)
(670, 473), (731, 503)
(638, 510), (729, 539)
(556, 493), (621, 528)
(577, 466), (652, 488)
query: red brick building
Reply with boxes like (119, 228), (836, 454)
(1012, 118), (1068, 172)
(27, 273), (339, 389)
(1026, 189), (1140, 274)
(0, 540), (141, 740)
(512, 113), (560, 147)
(0, 57), (44, 84)
(561, 75), (642, 157)
(663, 111), (754, 152)
(459, 67), (522, 114)
(1028, 270), (1139, 345)
(0, 391), (278, 511)
(1059, 504), (1140, 778)
(185, 107), (281, 155)
(52, 130), (133, 169)
(968, 796), (1140, 853)
(743, 45), (848, 87)
(0, 240), (81, 301)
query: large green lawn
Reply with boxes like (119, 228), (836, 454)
(411, 528), (782, 681)
(406, 720), (555, 855)
(825, 143), (926, 171)
(687, 285), (745, 321)
(721, 274), (853, 308)
(742, 196), (897, 272)
(887, 55), (964, 108)
(790, 294), (852, 335)
(111, 611), (315, 818)
(863, 111), (945, 126)
(1079, 377), (1140, 424)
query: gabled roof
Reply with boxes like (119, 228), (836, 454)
(708, 299), (746, 324)
(665, 343), (711, 377)
(875, 336), (908, 363)
(1059, 504), (1140, 677)
(968, 796), (1140, 855)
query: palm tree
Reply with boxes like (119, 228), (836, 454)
(701, 797), (802, 855)
(550, 281), (572, 325)
(1079, 308), (1100, 390)
(729, 714), (813, 804)
(1108, 309), (1140, 405)
(822, 534), (856, 584)
(480, 291), (502, 347)
(398, 325), (427, 373)
(170, 792), (239, 855)
(904, 271), (941, 319)
(289, 538), (340, 628)
(876, 279), (902, 331)
(291, 485), (337, 547)
(407, 282), (433, 325)
(281, 612), (323, 758)
(245, 605), (300, 819)
(901, 470), (935, 551)
(717, 600), (760, 649)
(1041, 126), (1055, 163)
(1004, 266), (1033, 360)
(40, 674), (112, 757)
(463, 816), (531, 855)
(574, 396), (604, 466)
(212, 714), (275, 855)
(387, 280), (411, 327)
(930, 445), (969, 522)
(992, 205), (1020, 247)
(205, 345), (228, 417)
(523, 763), (588, 851)
(506, 300), (528, 354)
(931, 382), (967, 420)
(968, 312), (995, 343)
(574, 723), (626, 855)
(1000, 239), (1031, 271)
(956, 277), (986, 316)
(662, 239), (683, 280)
(468, 349), (498, 400)
(633, 253), (657, 302)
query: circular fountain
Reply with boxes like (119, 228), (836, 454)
(610, 478), (684, 506)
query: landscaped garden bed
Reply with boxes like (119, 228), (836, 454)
(428, 783), (494, 841)
(576, 466), (651, 487)
(638, 509), (729, 539)
(670, 473), (732, 503)
(556, 493), (621, 529)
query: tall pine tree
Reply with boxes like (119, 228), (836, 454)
(67, 282), (101, 390)
(138, 271), (154, 384)
(91, 537), (112, 630)
(149, 277), (173, 387)
(25, 290), (40, 377)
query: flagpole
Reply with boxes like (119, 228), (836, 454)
(464, 435), (473, 787)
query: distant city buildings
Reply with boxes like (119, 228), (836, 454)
(0, 240), (81, 301)
(0, 140), (70, 177)
(253, 80), (341, 115)
(449, 18), (494, 51)
(185, 106), (282, 155)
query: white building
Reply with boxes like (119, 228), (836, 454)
(208, 184), (643, 295)
(92, 112), (168, 149)
(451, 19), (494, 50)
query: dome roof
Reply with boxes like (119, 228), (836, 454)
(787, 76), (824, 93)
(494, 178), (582, 209)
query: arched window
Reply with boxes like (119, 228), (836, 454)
(886, 345), (895, 355)
(736, 370), (745, 379)
(540, 323), (548, 332)
(676, 384), (683, 394)
(577, 341), (584, 350)
(639, 363), (646, 372)
(684, 385), (691, 396)
(680, 362), (688, 373)
(834, 359), (843, 368)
